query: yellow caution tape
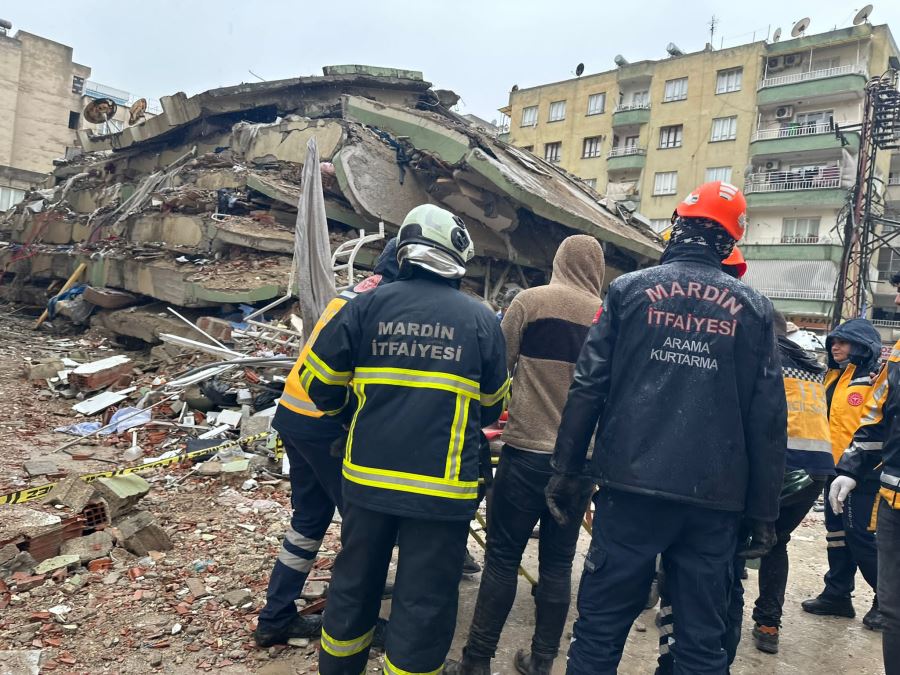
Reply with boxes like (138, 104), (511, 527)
(0, 432), (282, 505)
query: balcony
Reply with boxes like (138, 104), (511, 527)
(612, 104), (651, 127)
(744, 168), (847, 208)
(606, 146), (647, 170)
(757, 64), (868, 105)
(749, 123), (859, 156)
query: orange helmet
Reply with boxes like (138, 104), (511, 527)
(722, 246), (747, 279)
(675, 181), (747, 241)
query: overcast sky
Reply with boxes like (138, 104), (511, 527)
(5, 1), (900, 121)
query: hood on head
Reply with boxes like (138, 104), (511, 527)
(373, 237), (400, 283)
(826, 318), (882, 371)
(550, 235), (605, 296)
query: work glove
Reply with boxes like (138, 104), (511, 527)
(737, 520), (776, 559)
(545, 473), (593, 527)
(829, 475), (858, 515)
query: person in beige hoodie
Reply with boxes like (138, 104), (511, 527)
(447, 235), (605, 675)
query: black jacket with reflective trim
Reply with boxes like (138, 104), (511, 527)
(837, 342), (900, 507)
(300, 268), (509, 521)
(551, 244), (787, 521)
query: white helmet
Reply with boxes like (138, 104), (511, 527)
(396, 204), (474, 279)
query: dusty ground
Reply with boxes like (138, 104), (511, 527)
(0, 308), (886, 674)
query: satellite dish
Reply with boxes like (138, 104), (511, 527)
(575, 63), (585, 77)
(773, 27), (782, 42)
(853, 4), (874, 25)
(791, 17), (811, 37)
(83, 98), (118, 125)
(511, 84), (519, 92)
(128, 98), (147, 126)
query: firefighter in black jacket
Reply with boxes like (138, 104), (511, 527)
(299, 204), (510, 675)
(547, 181), (787, 674)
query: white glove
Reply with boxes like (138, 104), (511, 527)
(829, 476), (858, 515)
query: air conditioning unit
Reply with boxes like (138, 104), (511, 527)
(767, 56), (784, 71)
(783, 53), (802, 67)
(765, 159), (782, 171)
(775, 106), (794, 119)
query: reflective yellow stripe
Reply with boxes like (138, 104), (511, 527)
(342, 460), (479, 500)
(480, 378), (511, 407)
(320, 627), (374, 657)
(305, 349), (352, 386)
(355, 367), (479, 398)
(383, 654), (444, 675)
(445, 393), (469, 481)
(345, 383), (366, 462)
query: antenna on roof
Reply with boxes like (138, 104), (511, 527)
(791, 17), (811, 37)
(853, 4), (874, 25)
(773, 27), (782, 42)
(128, 98), (147, 126)
(83, 98), (117, 125)
(709, 15), (718, 47)
(574, 63), (585, 77)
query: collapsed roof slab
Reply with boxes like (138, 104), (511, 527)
(341, 95), (662, 263)
(11, 251), (291, 308)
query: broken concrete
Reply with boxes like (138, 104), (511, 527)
(60, 531), (114, 562)
(42, 475), (97, 513)
(69, 355), (132, 393)
(92, 475), (150, 518)
(111, 509), (172, 556)
(33, 554), (80, 575)
(23, 459), (59, 478)
(0, 505), (62, 542)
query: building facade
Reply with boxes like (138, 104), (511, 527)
(0, 24), (144, 212)
(501, 23), (900, 332)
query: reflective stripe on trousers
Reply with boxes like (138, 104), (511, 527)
(320, 626), (374, 658)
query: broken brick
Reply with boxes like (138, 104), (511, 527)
(69, 355), (133, 392)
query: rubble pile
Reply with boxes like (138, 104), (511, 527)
(0, 65), (660, 347)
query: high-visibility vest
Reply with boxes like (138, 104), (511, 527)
(825, 363), (874, 464)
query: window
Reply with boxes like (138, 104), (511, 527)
(710, 116), (737, 142)
(705, 166), (733, 183)
(583, 178), (598, 189)
(812, 57), (841, 71)
(521, 106), (538, 127)
(781, 217), (820, 243)
(544, 142), (562, 163)
(582, 136), (603, 158)
(795, 110), (833, 129)
(68, 111), (80, 130)
(521, 145), (534, 152)
(663, 77), (688, 102)
(716, 67), (743, 94)
(0, 186), (26, 212)
(632, 90), (650, 106)
(878, 248), (900, 281)
(653, 171), (678, 195)
(71, 76), (85, 95)
(650, 218), (672, 234)
(624, 135), (639, 149)
(549, 100), (567, 122)
(587, 93), (606, 115)
(659, 125), (683, 149)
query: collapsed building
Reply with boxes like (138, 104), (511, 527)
(0, 65), (662, 343)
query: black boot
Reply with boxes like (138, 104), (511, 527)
(864, 598), (887, 631)
(801, 594), (856, 618)
(751, 624), (779, 654)
(253, 613), (322, 647)
(463, 550), (481, 575)
(370, 617), (389, 650)
(514, 649), (554, 675)
(444, 650), (491, 675)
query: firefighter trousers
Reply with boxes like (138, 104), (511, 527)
(878, 499), (900, 675)
(823, 477), (878, 598)
(257, 435), (342, 631)
(567, 489), (739, 675)
(318, 502), (469, 675)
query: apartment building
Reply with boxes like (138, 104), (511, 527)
(501, 23), (900, 331)
(0, 22), (143, 212)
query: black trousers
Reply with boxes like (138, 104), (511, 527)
(464, 446), (591, 660)
(878, 499), (900, 675)
(258, 436), (342, 630)
(823, 476), (878, 598)
(318, 502), (469, 675)
(568, 489), (739, 675)
(752, 479), (826, 627)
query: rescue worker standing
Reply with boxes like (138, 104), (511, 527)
(802, 318), (884, 629)
(300, 204), (510, 675)
(548, 181), (787, 674)
(447, 235), (604, 675)
(832, 273), (900, 673)
(253, 239), (399, 647)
